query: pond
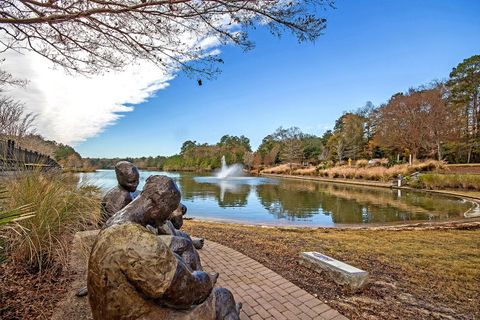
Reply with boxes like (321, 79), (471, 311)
(78, 170), (474, 226)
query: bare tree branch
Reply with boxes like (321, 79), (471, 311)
(0, 95), (36, 138)
(0, 0), (333, 76)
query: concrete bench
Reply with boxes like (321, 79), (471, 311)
(299, 252), (369, 291)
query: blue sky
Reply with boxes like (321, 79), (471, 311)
(75, 0), (480, 158)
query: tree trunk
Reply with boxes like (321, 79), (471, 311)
(468, 143), (472, 163)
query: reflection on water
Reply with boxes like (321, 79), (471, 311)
(78, 170), (472, 226)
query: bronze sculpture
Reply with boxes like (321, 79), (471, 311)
(161, 203), (204, 250)
(88, 175), (241, 320)
(101, 162), (204, 250)
(101, 161), (140, 224)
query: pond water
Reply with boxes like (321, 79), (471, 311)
(78, 170), (473, 226)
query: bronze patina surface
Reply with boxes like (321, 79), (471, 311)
(88, 175), (241, 320)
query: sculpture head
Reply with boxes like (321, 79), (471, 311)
(170, 203), (187, 229)
(115, 161), (139, 192)
(141, 175), (181, 227)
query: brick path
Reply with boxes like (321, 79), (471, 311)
(52, 231), (347, 320)
(200, 240), (348, 320)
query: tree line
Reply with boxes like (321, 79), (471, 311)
(6, 54), (479, 171)
(87, 135), (252, 171)
(88, 54), (480, 171)
(254, 55), (480, 166)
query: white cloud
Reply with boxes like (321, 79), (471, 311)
(0, 9), (248, 146)
(1, 51), (174, 145)
(0, 29), (230, 146)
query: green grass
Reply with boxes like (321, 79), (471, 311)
(418, 173), (480, 190)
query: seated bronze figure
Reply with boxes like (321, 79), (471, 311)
(101, 162), (204, 250)
(161, 204), (204, 250)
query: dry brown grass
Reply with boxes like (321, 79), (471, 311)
(317, 160), (445, 182)
(292, 167), (317, 175)
(354, 159), (369, 168)
(262, 163), (302, 174)
(262, 160), (445, 182)
(184, 221), (480, 320)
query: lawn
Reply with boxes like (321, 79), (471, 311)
(184, 221), (480, 320)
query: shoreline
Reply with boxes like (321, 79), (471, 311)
(261, 172), (480, 201)
(186, 216), (480, 230)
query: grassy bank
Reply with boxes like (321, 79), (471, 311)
(261, 160), (480, 191)
(262, 160), (444, 182)
(0, 172), (101, 319)
(418, 173), (480, 190)
(184, 221), (480, 320)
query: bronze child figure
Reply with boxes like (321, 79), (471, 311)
(101, 161), (140, 224)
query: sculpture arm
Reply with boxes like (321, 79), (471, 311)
(125, 234), (213, 308)
(161, 257), (215, 309)
(169, 236), (192, 255)
(123, 233), (178, 299)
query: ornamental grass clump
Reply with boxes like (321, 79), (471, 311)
(355, 159), (369, 168)
(2, 172), (101, 272)
(317, 160), (445, 182)
(262, 163), (301, 174)
(293, 167), (317, 175)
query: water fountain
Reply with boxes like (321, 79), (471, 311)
(215, 156), (244, 179)
(194, 156), (274, 202)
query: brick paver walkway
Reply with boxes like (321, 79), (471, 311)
(200, 240), (348, 320)
(52, 231), (347, 320)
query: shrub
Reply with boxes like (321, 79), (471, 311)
(2, 172), (101, 271)
(355, 159), (369, 168)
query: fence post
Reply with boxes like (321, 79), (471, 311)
(1, 139), (60, 171)
(7, 139), (15, 160)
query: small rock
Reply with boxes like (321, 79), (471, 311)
(75, 287), (88, 297)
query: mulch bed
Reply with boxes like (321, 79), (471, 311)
(0, 262), (73, 320)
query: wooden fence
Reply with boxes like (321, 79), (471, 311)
(0, 139), (60, 171)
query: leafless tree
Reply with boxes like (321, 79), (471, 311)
(373, 86), (460, 160)
(0, 0), (333, 76)
(0, 96), (36, 138)
(242, 151), (254, 170)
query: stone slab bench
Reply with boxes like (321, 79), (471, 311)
(299, 252), (369, 291)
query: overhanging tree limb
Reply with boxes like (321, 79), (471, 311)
(0, 0), (334, 75)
